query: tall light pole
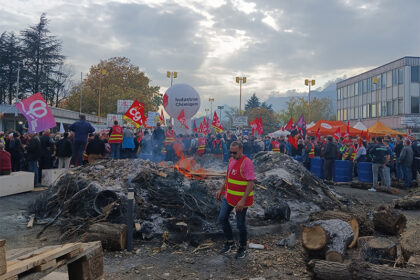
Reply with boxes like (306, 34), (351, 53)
(373, 77), (380, 122)
(166, 71), (178, 86)
(304, 79), (315, 123)
(204, 108), (209, 119)
(235, 76), (247, 115)
(217, 105), (224, 122)
(79, 72), (83, 114)
(209, 98), (214, 119)
(98, 68), (107, 124)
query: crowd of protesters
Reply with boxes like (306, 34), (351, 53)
(1, 114), (419, 191)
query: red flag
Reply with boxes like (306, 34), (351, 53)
(343, 121), (350, 138)
(257, 117), (263, 135)
(358, 133), (363, 148)
(316, 127), (321, 142)
(288, 135), (298, 149)
(123, 100), (146, 128)
(211, 111), (223, 133)
(177, 109), (189, 129)
(198, 120), (204, 134)
(159, 109), (165, 125)
(408, 128), (411, 137)
(333, 127), (341, 140)
(193, 119), (197, 132)
(285, 117), (294, 130)
(249, 119), (258, 135)
(281, 126), (285, 132)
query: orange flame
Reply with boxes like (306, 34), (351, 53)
(172, 140), (207, 179)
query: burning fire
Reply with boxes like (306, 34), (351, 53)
(173, 140), (207, 180)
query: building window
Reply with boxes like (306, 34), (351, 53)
(382, 102), (387, 116)
(387, 101), (392, 116)
(398, 68), (404, 84)
(363, 105), (367, 118)
(368, 104), (372, 118)
(381, 73), (386, 88)
(412, 97), (419, 113)
(392, 69), (398, 85)
(354, 82), (358, 95)
(412, 66), (419, 83)
(359, 81), (362, 94)
(372, 103), (376, 118)
(367, 78), (371, 92)
(393, 99), (398, 115)
(398, 98), (403, 114)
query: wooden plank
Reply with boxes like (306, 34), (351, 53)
(0, 243), (81, 280)
(32, 187), (48, 192)
(6, 248), (38, 261)
(17, 246), (60, 261)
(27, 215), (35, 229)
(33, 260), (56, 272)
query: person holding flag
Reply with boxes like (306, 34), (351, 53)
(212, 112), (223, 134)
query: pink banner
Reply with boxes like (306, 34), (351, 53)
(16, 92), (56, 133)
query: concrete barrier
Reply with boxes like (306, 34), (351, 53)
(41, 168), (69, 187)
(0, 171), (34, 197)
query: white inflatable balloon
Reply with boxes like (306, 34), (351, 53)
(163, 84), (200, 119)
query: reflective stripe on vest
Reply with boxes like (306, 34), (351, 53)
(350, 146), (357, 161)
(309, 142), (315, 158)
(109, 125), (123, 143)
(226, 155), (254, 207)
(272, 141), (280, 153)
(165, 130), (175, 145)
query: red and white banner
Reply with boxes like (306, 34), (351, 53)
(16, 92), (56, 133)
(159, 109), (165, 125)
(177, 109), (189, 129)
(211, 111), (223, 133)
(333, 127), (341, 140)
(257, 116), (263, 135)
(123, 100), (146, 128)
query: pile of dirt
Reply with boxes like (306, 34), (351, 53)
(31, 152), (349, 241)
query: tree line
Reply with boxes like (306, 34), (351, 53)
(0, 13), (69, 106)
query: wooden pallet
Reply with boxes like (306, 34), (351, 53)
(1, 242), (103, 280)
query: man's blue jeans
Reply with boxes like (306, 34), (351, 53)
(110, 143), (121, 159)
(27, 160), (38, 186)
(71, 141), (86, 166)
(401, 165), (412, 188)
(217, 197), (248, 247)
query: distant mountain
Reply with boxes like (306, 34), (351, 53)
(264, 83), (337, 113)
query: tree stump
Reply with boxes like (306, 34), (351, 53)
(361, 237), (397, 264)
(357, 236), (374, 248)
(81, 222), (126, 251)
(0, 240), (5, 276)
(401, 228), (420, 261)
(302, 219), (354, 263)
(394, 196), (420, 210)
(308, 259), (420, 280)
(310, 211), (359, 248)
(373, 205), (406, 235)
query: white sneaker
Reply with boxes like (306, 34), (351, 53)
(368, 188), (376, 192)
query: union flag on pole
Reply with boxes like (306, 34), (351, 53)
(285, 117), (294, 130)
(333, 127), (341, 140)
(159, 109), (165, 125)
(249, 119), (258, 135)
(177, 109), (189, 129)
(123, 100), (146, 128)
(257, 116), (263, 135)
(211, 111), (223, 133)
(193, 119), (197, 132)
(316, 127), (321, 142)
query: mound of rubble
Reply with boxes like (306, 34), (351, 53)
(31, 152), (348, 242)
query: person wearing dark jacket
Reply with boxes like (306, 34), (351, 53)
(39, 130), (54, 183)
(7, 132), (24, 171)
(69, 115), (95, 166)
(25, 133), (41, 185)
(399, 139), (413, 188)
(323, 136), (337, 181)
(152, 123), (165, 161)
(0, 143), (12, 175)
(86, 134), (105, 163)
(394, 135), (404, 180)
(56, 132), (72, 168)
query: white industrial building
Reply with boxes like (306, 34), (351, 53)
(336, 56), (420, 131)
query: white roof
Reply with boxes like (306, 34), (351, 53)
(353, 121), (367, 131)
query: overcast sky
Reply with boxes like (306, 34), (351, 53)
(1, 0), (419, 112)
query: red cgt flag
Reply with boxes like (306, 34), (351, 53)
(249, 119), (258, 135)
(123, 100), (146, 128)
(257, 117), (263, 135)
(177, 109), (189, 129)
(211, 111), (223, 133)
(159, 109), (165, 125)
(288, 134), (298, 149)
(316, 127), (321, 142)
(333, 127), (341, 140)
(193, 119), (197, 132)
(285, 117), (294, 130)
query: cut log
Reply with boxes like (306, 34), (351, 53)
(310, 211), (359, 248)
(394, 196), (420, 210)
(361, 237), (397, 264)
(308, 259), (420, 280)
(302, 219), (354, 263)
(264, 200), (291, 221)
(373, 205), (406, 235)
(401, 228), (420, 261)
(81, 223), (126, 251)
(357, 236), (374, 248)
(407, 255), (420, 268)
(0, 240), (5, 275)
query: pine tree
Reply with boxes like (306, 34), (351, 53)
(0, 32), (22, 104)
(20, 13), (65, 103)
(245, 93), (260, 111)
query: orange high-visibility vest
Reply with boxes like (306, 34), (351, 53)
(109, 125), (123, 143)
(225, 155), (253, 207)
(271, 141), (280, 153)
(309, 142), (315, 158)
(165, 130), (175, 145)
(197, 137), (206, 155)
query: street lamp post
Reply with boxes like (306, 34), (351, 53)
(304, 79), (315, 123)
(204, 108), (209, 119)
(209, 98), (214, 119)
(373, 77), (380, 122)
(235, 76), (247, 115)
(217, 105), (224, 121)
(98, 69), (107, 124)
(166, 71), (178, 86)
(80, 72), (83, 114)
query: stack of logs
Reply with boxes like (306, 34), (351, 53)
(303, 206), (420, 279)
